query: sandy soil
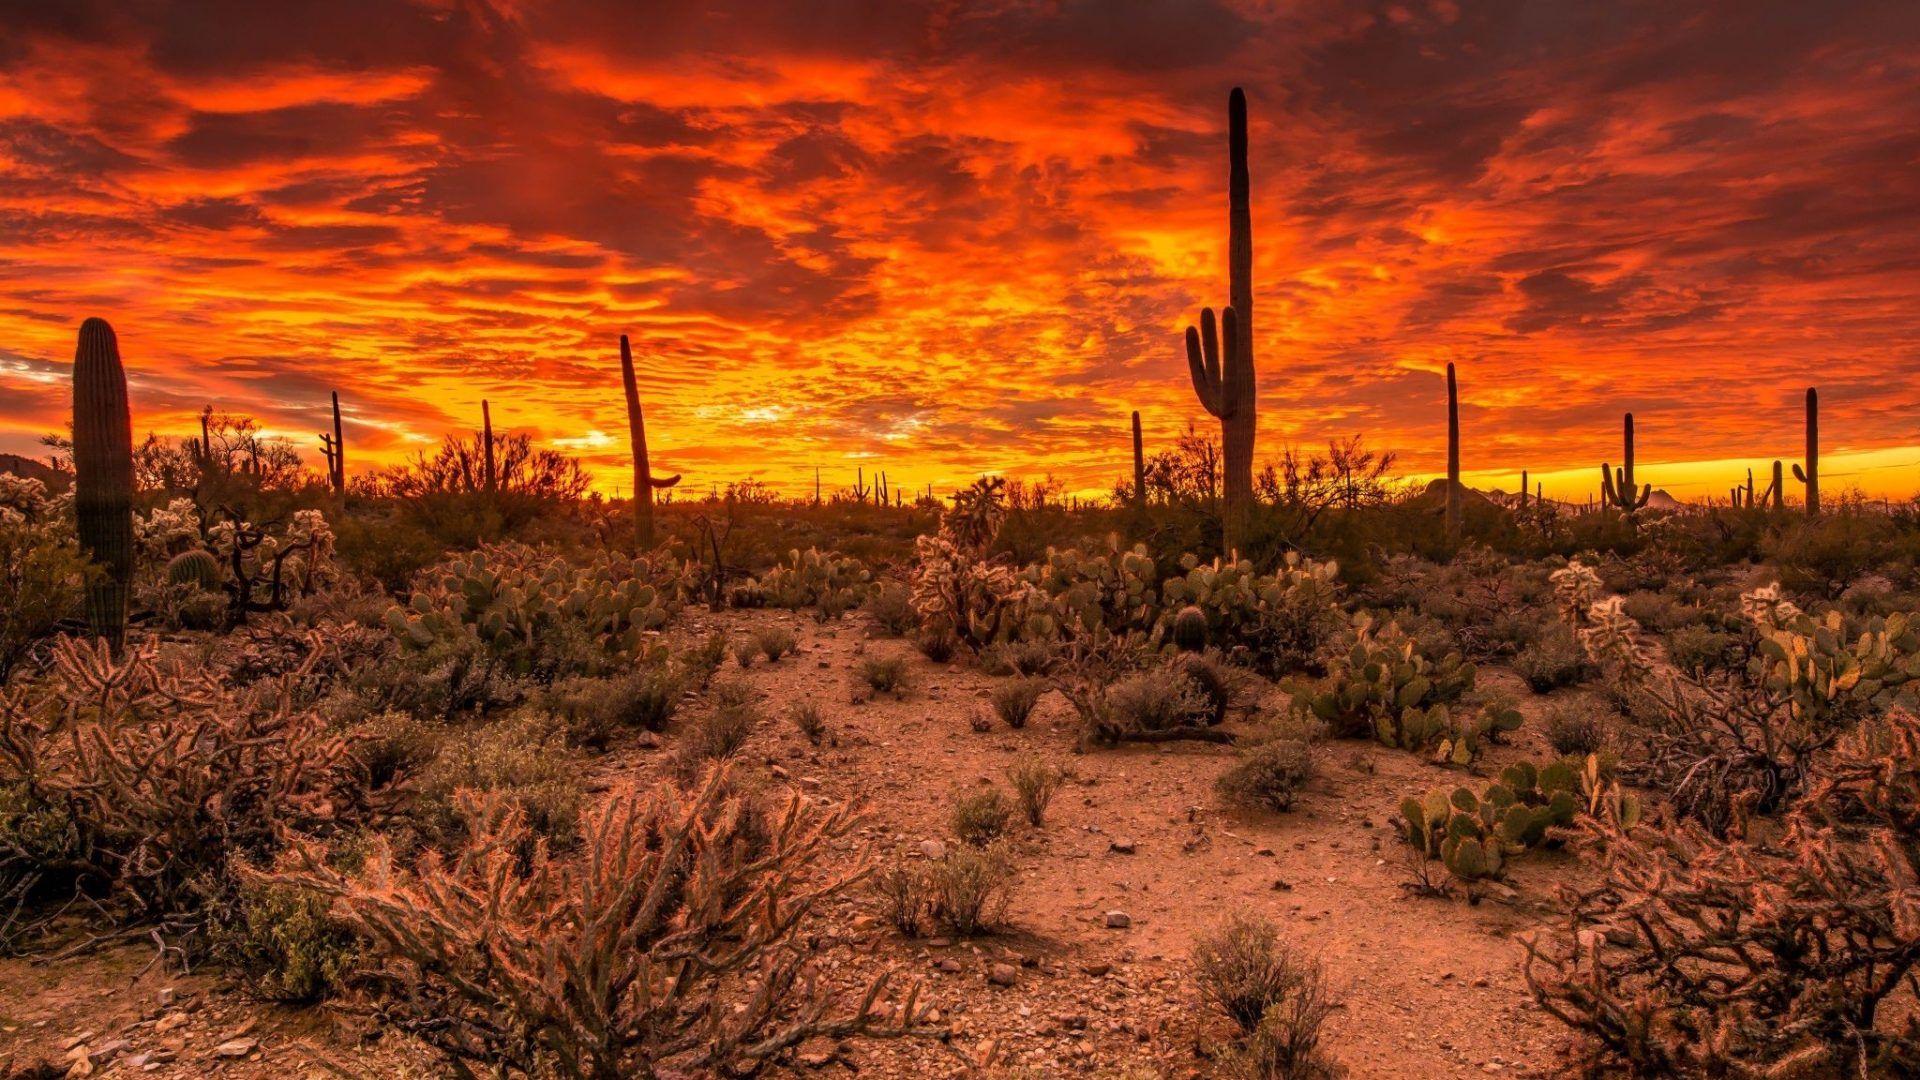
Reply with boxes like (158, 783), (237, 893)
(0, 607), (1602, 1079)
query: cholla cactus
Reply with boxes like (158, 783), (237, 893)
(1548, 560), (1604, 625)
(1738, 581), (1802, 631)
(0, 475), (48, 522)
(135, 498), (203, 561)
(264, 765), (929, 1077)
(910, 478), (1038, 651)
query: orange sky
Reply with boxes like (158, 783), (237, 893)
(2, 0), (1917, 502)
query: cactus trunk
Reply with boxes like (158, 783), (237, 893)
(1131, 410), (1146, 507)
(1600, 412), (1650, 511)
(331, 390), (345, 492)
(73, 318), (134, 654)
(1445, 363), (1460, 537)
(1182, 87), (1257, 553)
(619, 334), (680, 547)
(1796, 387), (1819, 516)
(1520, 469), (1529, 509)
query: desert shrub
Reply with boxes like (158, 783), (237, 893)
(1192, 914), (1336, 1075)
(1763, 502), (1896, 600)
(862, 581), (918, 636)
(676, 678), (759, 775)
(914, 631), (956, 662)
(1224, 1004), (1344, 1079)
(982, 639), (1056, 676)
(212, 864), (360, 1003)
(352, 710), (441, 789)
(1512, 623), (1592, 693)
(1541, 703), (1608, 758)
(1662, 623), (1740, 677)
(268, 767), (925, 1078)
(790, 701), (826, 744)
(1525, 713), (1920, 1076)
(991, 676), (1046, 729)
(732, 637), (757, 668)
(539, 665), (683, 747)
(0, 479), (90, 683)
(1217, 723), (1319, 813)
(871, 855), (932, 937)
(858, 653), (913, 697)
(0, 637), (371, 936)
(754, 625), (799, 662)
(416, 713), (585, 851)
(1104, 668), (1210, 734)
(926, 839), (1016, 936)
(681, 630), (728, 690)
(950, 786), (1013, 846)
(1004, 756), (1063, 827)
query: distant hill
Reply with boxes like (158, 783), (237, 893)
(0, 452), (71, 493)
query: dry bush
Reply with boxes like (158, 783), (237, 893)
(732, 637), (757, 668)
(1217, 722), (1320, 813)
(871, 855), (933, 938)
(675, 678), (758, 777)
(267, 767), (928, 1079)
(538, 665), (683, 748)
(754, 625), (799, 662)
(913, 631), (956, 663)
(1524, 711), (1920, 1077)
(1004, 756), (1064, 827)
(950, 786), (1013, 846)
(1193, 914), (1339, 1079)
(858, 654), (914, 697)
(926, 840), (1016, 937)
(1511, 623), (1592, 694)
(1097, 668), (1211, 740)
(789, 701), (827, 744)
(1541, 702), (1608, 758)
(983, 640), (1056, 677)
(991, 676), (1046, 729)
(0, 637), (372, 942)
(863, 581), (918, 637)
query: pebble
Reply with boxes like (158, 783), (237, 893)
(1103, 911), (1131, 929)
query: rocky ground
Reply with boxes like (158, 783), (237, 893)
(0, 606), (1603, 1079)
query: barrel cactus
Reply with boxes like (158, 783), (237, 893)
(1171, 605), (1209, 652)
(166, 549), (222, 592)
(72, 318), (134, 653)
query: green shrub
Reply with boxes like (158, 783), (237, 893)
(1664, 624), (1741, 677)
(1541, 703), (1608, 758)
(862, 581), (918, 636)
(790, 701), (826, 744)
(950, 787), (1013, 846)
(540, 665), (683, 747)
(754, 625), (799, 662)
(1217, 726), (1318, 813)
(676, 679), (758, 775)
(1512, 624), (1592, 694)
(1192, 913), (1330, 1040)
(416, 714), (586, 851)
(214, 864), (360, 1003)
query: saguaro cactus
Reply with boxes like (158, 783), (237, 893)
(318, 390), (346, 492)
(1131, 410), (1146, 507)
(481, 400), (497, 493)
(72, 318), (134, 653)
(1519, 469), (1530, 510)
(1183, 86), (1256, 551)
(1445, 363), (1461, 537)
(619, 334), (681, 547)
(1600, 413), (1651, 511)
(1764, 460), (1784, 510)
(1791, 387), (1818, 516)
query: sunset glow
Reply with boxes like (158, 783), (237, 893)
(3, 1), (1917, 500)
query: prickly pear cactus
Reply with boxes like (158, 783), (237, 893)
(1300, 618), (1477, 753)
(1399, 757), (1604, 887)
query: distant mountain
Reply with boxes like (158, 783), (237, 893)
(0, 452), (71, 493)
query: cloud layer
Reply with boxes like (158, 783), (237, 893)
(2, 0), (1917, 499)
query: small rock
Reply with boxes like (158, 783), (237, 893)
(1082, 963), (1112, 977)
(1103, 911), (1131, 929)
(988, 963), (1019, 987)
(919, 839), (949, 861)
(1108, 838), (1136, 854)
(213, 1038), (258, 1059)
(936, 958), (963, 974)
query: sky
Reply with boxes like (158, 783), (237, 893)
(1, 0), (1917, 502)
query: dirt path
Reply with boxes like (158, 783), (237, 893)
(1, 608), (1592, 1078)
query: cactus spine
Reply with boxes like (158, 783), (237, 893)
(619, 334), (681, 547)
(73, 318), (134, 654)
(1445, 363), (1461, 537)
(1131, 410), (1146, 507)
(1791, 387), (1818, 516)
(1183, 86), (1256, 552)
(1599, 413), (1651, 511)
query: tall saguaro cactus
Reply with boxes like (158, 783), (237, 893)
(1183, 86), (1256, 552)
(1600, 413), (1651, 511)
(619, 334), (681, 547)
(1131, 410), (1146, 507)
(318, 391), (346, 492)
(1445, 363), (1461, 537)
(481, 400), (497, 493)
(72, 318), (134, 653)
(1791, 387), (1818, 516)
